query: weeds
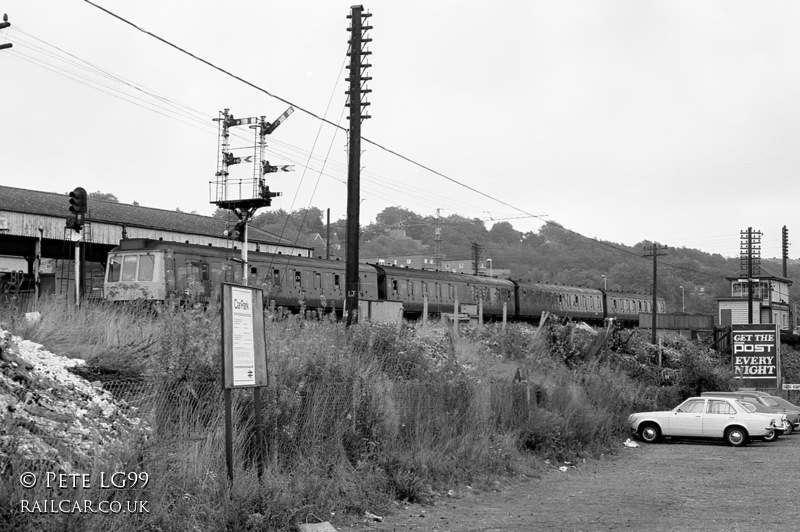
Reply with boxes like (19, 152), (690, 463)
(0, 300), (754, 531)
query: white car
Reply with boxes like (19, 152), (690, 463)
(628, 396), (783, 447)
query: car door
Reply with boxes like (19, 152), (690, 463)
(667, 398), (705, 436)
(702, 399), (736, 437)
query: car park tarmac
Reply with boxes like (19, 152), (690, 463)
(339, 435), (800, 531)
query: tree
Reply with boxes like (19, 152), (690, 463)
(488, 221), (522, 245)
(88, 191), (119, 203)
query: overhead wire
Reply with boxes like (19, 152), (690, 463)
(27, 3), (739, 274)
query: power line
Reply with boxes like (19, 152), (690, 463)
(72, 1), (742, 273)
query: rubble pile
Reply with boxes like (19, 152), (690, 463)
(0, 329), (145, 472)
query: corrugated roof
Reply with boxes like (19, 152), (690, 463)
(0, 184), (300, 247)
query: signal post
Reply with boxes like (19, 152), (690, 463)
(210, 107), (293, 484)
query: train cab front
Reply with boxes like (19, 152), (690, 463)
(104, 249), (167, 302)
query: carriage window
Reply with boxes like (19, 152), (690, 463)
(314, 272), (321, 289)
(273, 269), (281, 286)
(334, 274), (341, 288)
(392, 279), (399, 293)
(294, 270), (302, 287)
(209, 262), (224, 283)
(448, 284), (454, 299)
(121, 255), (138, 281)
(435, 283), (441, 298)
(421, 281), (427, 295)
(108, 256), (122, 282)
(407, 280), (413, 295)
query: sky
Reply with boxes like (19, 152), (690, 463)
(1, 0), (799, 259)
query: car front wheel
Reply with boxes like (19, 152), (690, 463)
(639, 423), (661, 443)
(784, 423), (794, 436)
(725, 427), (748, 447)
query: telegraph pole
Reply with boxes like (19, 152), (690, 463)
(782, 225), (789, 278)
(740, 227), (762, 324)
(344, 5), (372, 326)
(644, 243), (668, 344)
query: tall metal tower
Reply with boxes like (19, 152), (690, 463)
(344, 5), (372, 326)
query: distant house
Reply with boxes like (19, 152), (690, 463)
(717, 270), (792, 330)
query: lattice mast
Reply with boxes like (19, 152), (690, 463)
(344, 5), (373, 326)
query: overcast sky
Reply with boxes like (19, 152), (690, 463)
(1, 0), (798, 258)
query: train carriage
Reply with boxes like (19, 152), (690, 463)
(515, 282), (605, 322)
(603, 289), (666, 325)
(104, 238), (666, 325)
(371, 264), (516, 318)
(105, 239), (380, 313)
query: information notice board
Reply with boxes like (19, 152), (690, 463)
(731, 323), (780, 389)
(221, 283), (268, 389)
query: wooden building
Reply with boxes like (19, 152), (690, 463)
(717, 271), (792, 331)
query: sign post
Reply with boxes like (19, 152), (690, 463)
(221, 283), (268, 484)
(731, 323), (780, 390)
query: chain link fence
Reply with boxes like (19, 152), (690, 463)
(95, 378), (546, 468)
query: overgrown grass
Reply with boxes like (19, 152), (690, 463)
(0, 300), (747, 531)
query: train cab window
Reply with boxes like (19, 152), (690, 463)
(136, 254), (155, 281)
(107, 256), (122, 282)
(121, 255), (139, 281)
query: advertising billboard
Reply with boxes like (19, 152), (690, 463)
(731, 323), (780, 389)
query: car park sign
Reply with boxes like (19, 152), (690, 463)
(731, 324), (780, 388)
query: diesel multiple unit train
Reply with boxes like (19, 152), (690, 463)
(103, 239), (666, 323)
